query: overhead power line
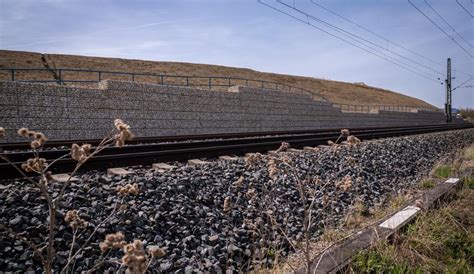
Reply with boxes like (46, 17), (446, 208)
(309, 0), (443, 67)
(408, 0), (473, 58)
(424, 0), (473, 48)
(456, 0), (474, 17)
(453, 76), (474, 91)
(257, 0), (440, 82)
(309, 0), (472, 78)
(276, 0), (442, 79)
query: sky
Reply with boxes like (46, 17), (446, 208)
(0, 0), (473, 108)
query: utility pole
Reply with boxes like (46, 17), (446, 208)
(445, 58), (452, 123)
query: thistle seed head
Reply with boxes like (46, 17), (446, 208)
(17, 128), (29, 137)
(121, 239), (148, 273)
(114, 119), (134, 147)
(245, 152), (262, 167)
(336, 175), (353, 191)
(64, 210), (87, 229)
(347, 135), (361, 147)
(116, 183), (139, 196)
(276, 142), (290, 153)
(148, 245), (166, 258)
(71, 143), (92, 163)
(21, 157), (47, 173)
(100, 232), (126, 253)
(341, 129), (350, 136)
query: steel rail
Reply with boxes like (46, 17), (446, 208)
(0, 124), (471, 179)
(0, 124), (456, 151)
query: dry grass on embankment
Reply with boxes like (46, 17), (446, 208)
(348, 145), (474, 273)
(0, 49), (436, 108)
(259, 144), (474, 273)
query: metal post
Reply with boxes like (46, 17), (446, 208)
(98, 72), (102, 82)
(208, 78), (211, 89)
(132, 74), (135, 82)
(11, 69), (15, 81)
(445, 58), (452, 123)
(58, 69), (62, 84)
(161, 75), (164, 85)
(228, 78), (231, 87)
(186, 76), (189, 86)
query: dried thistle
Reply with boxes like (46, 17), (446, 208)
(17, 128), (48, 149)
(21, 157), (47, 173)
(17, 127), (29, 137)
(276, 142), (290, 153)
(267, 157), (280, 179)
(122, 240), (148, 274)
(341, 129), (350, 136)
(116, 183), (139, 196)
(100, 232), (127, 253)
(245, 152), (262, 167)
(327, 140), (335, 146)
(64, 210), (87, 229)
(148, 245), (166, 258)
(30, 140), (41, 149)
(347, 135), (361, 147)
(71, 143), (92, 163)
(336, 175), (353, 191)
(0, 127), (4, 139)
(114, 119), (134, 147)
(223, 196), (232, 212)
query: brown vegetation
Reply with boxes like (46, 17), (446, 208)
(0, 119), (164, 274)
(0, 49), (436, 108)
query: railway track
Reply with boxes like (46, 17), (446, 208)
(0, 123), (472, 179)
(0, 124), (456, 151)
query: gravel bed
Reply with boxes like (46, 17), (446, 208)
(0, 129), (473, 272)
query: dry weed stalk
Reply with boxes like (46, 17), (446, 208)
(0, 119), (145, 273)
(254, 129), (360, 273)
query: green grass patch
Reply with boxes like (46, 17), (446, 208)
(350, 188), (474, 273)
(419, 180), (435, 189)
(463, 176), (474, 190)
(434, 165), (452, 178)
(353, 247), (417, 273)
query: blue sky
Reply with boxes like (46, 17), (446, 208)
(0, 0), (473, 108)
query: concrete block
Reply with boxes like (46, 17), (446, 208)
(107, 168), (133, 176)
(187, 159), (211, 166)
(303, 146), (318, 152)
(50, 173), (80, 183)
(152, 163), (177, 170)
(218, 155), (239, 161)
(379, 206), (420, 229)
(445, 178), (459, 184)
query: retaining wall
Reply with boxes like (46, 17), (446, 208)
(0, 81), (447, 141)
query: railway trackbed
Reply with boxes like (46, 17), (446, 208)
(0, 123), (472, 179)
